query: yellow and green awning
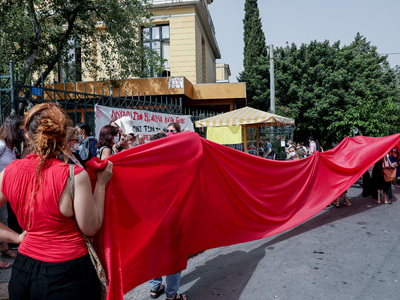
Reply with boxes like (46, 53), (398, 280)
(195, 106), (295, 127)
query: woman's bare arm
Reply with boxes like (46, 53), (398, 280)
(73, 161), (113, 236)
(101, 147), (112, 160)
(0, 171), (27, 244)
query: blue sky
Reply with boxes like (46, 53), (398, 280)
(209, 0), (400, 83)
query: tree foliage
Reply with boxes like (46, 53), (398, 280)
(0, 0), (164, 86)
(241, 33), (400, 146)
(395, 65), (400, 87)
(238, 0), (268, 105)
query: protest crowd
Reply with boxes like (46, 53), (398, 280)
(256, 135), (399, 206)
(0, 103), (397, 299)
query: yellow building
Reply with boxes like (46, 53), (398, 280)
(54, 0), (246, 113)
(146, 0), (219, 84)
(216, 63), (231, 83)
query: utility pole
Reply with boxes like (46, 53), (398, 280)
(270, 44), (275, 114)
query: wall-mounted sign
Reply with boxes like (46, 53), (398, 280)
(168, 77), (184, 89)
(32, 87), (43, 97)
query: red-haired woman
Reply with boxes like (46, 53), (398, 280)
(96, 125), (120, 160)
(0, 103), (113, 299)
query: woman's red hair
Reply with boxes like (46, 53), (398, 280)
(24, 102), (70, 228)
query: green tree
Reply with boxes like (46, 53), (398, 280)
(326, 34), (400, 139)
(238, 0), (268, 109)
(0, 0), (165, 86)
(395, 65), (400, 87)
(245, 34), (400, 146)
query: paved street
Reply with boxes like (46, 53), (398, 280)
(126, 185), (400, 300)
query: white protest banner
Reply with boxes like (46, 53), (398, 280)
(95, 104), (194, 142)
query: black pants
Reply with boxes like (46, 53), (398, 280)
(9, 253), (101, 300)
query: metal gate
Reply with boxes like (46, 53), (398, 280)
(1, 61), (218, 132)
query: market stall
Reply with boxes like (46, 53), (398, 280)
(195, 106), (295, 156)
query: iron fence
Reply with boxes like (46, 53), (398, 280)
(0, 61), (218, 134)
(0, 62), (15, 122)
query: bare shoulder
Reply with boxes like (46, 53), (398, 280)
(101, 147), (112, 159)
(74, 169), (90, 183)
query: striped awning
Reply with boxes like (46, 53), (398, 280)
(195, 106), (295, 127)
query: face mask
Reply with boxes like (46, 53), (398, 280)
(113, 135), (120, 144)
(78, 134), (83, 141)
(289, 152), (296, 157)
(297, 146), (300, 149)
(393, 149), (397, 152)
(167, 131), (174, 137)
(71, 143), (80, 152)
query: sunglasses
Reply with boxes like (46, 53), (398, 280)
(167, 130), (176, 133)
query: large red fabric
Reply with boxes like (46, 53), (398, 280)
(86, 132), (400, 300)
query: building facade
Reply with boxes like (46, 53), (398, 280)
(52, 0), (246, 114)
(146, 0), (220, 84)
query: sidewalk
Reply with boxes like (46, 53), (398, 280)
(0, 184), (398, 300)
(0, 252), (13, 300)
(125, 184), (400, 299)
(0, 283), (7, 300)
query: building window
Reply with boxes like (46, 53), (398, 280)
(142, 24), (170, 77)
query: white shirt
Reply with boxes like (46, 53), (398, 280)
(0, 140), (17, 172)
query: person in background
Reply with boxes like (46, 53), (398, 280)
(110, 118), (126, 151)
(112, 117), (145, 148)
(362, 165), (376, 198)
(0, 115), (24, 268)
(0, 103), (113, 298)
(372, 154), (392, 204)
(333, 191), (352, 207)
(300, 142), (307, 155)
(264, 138), (274, 159)
(148, 130), (188, 300)
(114, 116), (138, 150)
(285, 140), (294, 159)
(287, 145), (299, 160)
(150, 130), (167, 141)
(308, 136), (316, 155)
(296, 143), (306, 159)
(247, 142), (257, 155)
(258, 138), (265, 157)
(60, 127), (85, 169)
(76, 122), (97, 167)
(96, 125), (120, 160)
(167, 123), (181, 136)
(389, 147), (400, 186)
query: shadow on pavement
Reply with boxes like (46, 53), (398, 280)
(181, 187), (399, 299)
(262, 189), (388, 248)
(181, 241), (268, 300)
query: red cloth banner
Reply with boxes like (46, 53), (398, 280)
(86, 132), (400, 300)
